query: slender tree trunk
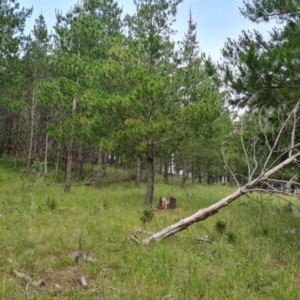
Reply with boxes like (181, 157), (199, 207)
(103, 150), (107, 177)
(77, 146), (83, 180)
(198, 168), (202, 184)
(182, 157), (188, 189)
(64, 139), (74, 193)
(14, 113), (22, 169)
(286, 108), (297, 193)
(55, 142), (61, 179)
(64, 95), (77, 192)
(163, 157), (169, 184)
(44, 105), (51, 177)
(145, 151), (154, 206)
(44, 132), (49, 176)
(26, 89), (36, 175)
(95, 148), (102, 189)
(135, 157), (141, 188)
(191, 160), (196, 185)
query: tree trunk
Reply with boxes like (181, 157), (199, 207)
(163, 157), (169, 184)
(191, 160), (196, 185)
(95, 148), (102, 189)
(64, 142), (73, 193)
(14, 113), (22, 169)
(181, 157), (188, 189)
(44, 132), (49, 176)
(198, 172), (202, 184)
(64, 95), (77, 192)
(103, 151), (107, 177)
(55, 142), (61, 179)
(26, 89), (36, 175)
(77, 146), (83, 180)
(135, 157), (141, 188)
(145, 151), (154, 206)
(142, 150), (300, 244)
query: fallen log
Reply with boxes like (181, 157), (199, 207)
(142, 151), (300, 244)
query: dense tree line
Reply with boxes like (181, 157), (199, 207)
(1, 0), (299, 205)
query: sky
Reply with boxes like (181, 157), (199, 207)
(18, 0), (277, 62)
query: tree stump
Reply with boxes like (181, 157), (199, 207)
(156, 197), (176, 209)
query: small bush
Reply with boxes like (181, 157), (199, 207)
(45, 197), (57, 210)
(226, 231), (237, 244)
(215, 220), (226, 234)
(140, 207), (155, 223)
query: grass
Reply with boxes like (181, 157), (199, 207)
(1, 156), (300, 299)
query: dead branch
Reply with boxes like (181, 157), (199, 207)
(264, 101), (300, 171)
(240, 117), (253, 181)
(196, 237), (214, 244)
(259, 109), (272, 151)
(12, 270), (45, 287)
(221, 144), (240, 187)
(142, 151), (300, 244)
(129, 235), (140, 244)
(251, 188), (300, 211)
(141, 103), (300, 244)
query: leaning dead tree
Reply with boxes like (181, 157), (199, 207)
(142, 101), (300, 245)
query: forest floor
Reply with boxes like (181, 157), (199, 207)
(1, 156), (300, 299)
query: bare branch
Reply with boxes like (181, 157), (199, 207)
(143, 151), (300, 244)
(289, 104), (297, 157)
(221, 144), (240, 187)
(263, 101), (300, 171)
(249, 136), (259, 180)
(240, 117), (252, 180)
(258, 109), (271, 151)
(141, 102), (300, 244)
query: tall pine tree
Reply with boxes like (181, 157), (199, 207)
(125, 0), (183, 205)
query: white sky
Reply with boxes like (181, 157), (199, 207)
(19, 0), (278, 62)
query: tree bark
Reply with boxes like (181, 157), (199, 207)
(55, 141), (61, 179)
(142, 151), (300, 244)
(145, 151), (154, 206)
(103, 151), (107, 177)
(64, 95), (77, 193)
(135, 157), (141, 188)
(26, 89), (36, 175)
(163, 156), (169, 184)
(14, 113), (22, 169)
(44, 132), (49, 176)
(191, 160), (196, 185)
(181, 157), (188, 189)
(77, 146), (83, 180)
(64, 142), (73, 193)
(95, 148), (102, 189)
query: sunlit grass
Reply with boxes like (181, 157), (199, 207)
(0, 156), (300, 299)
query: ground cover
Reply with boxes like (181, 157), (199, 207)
(0, 156), (300, 299)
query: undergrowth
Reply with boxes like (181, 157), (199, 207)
(0, 156), (300, 299)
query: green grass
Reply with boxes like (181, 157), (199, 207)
(1, 156), (300, 299)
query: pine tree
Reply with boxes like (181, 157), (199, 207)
(176, 10), (221, 188)
(45, 0), (123, 192)
(124, 0), (183, 205)
(221, 0), (300, 109)
(22, 14), (51, 175)
(0, 0), (32, 156)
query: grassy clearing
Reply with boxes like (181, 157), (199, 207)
(1, 157), (300, 299)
